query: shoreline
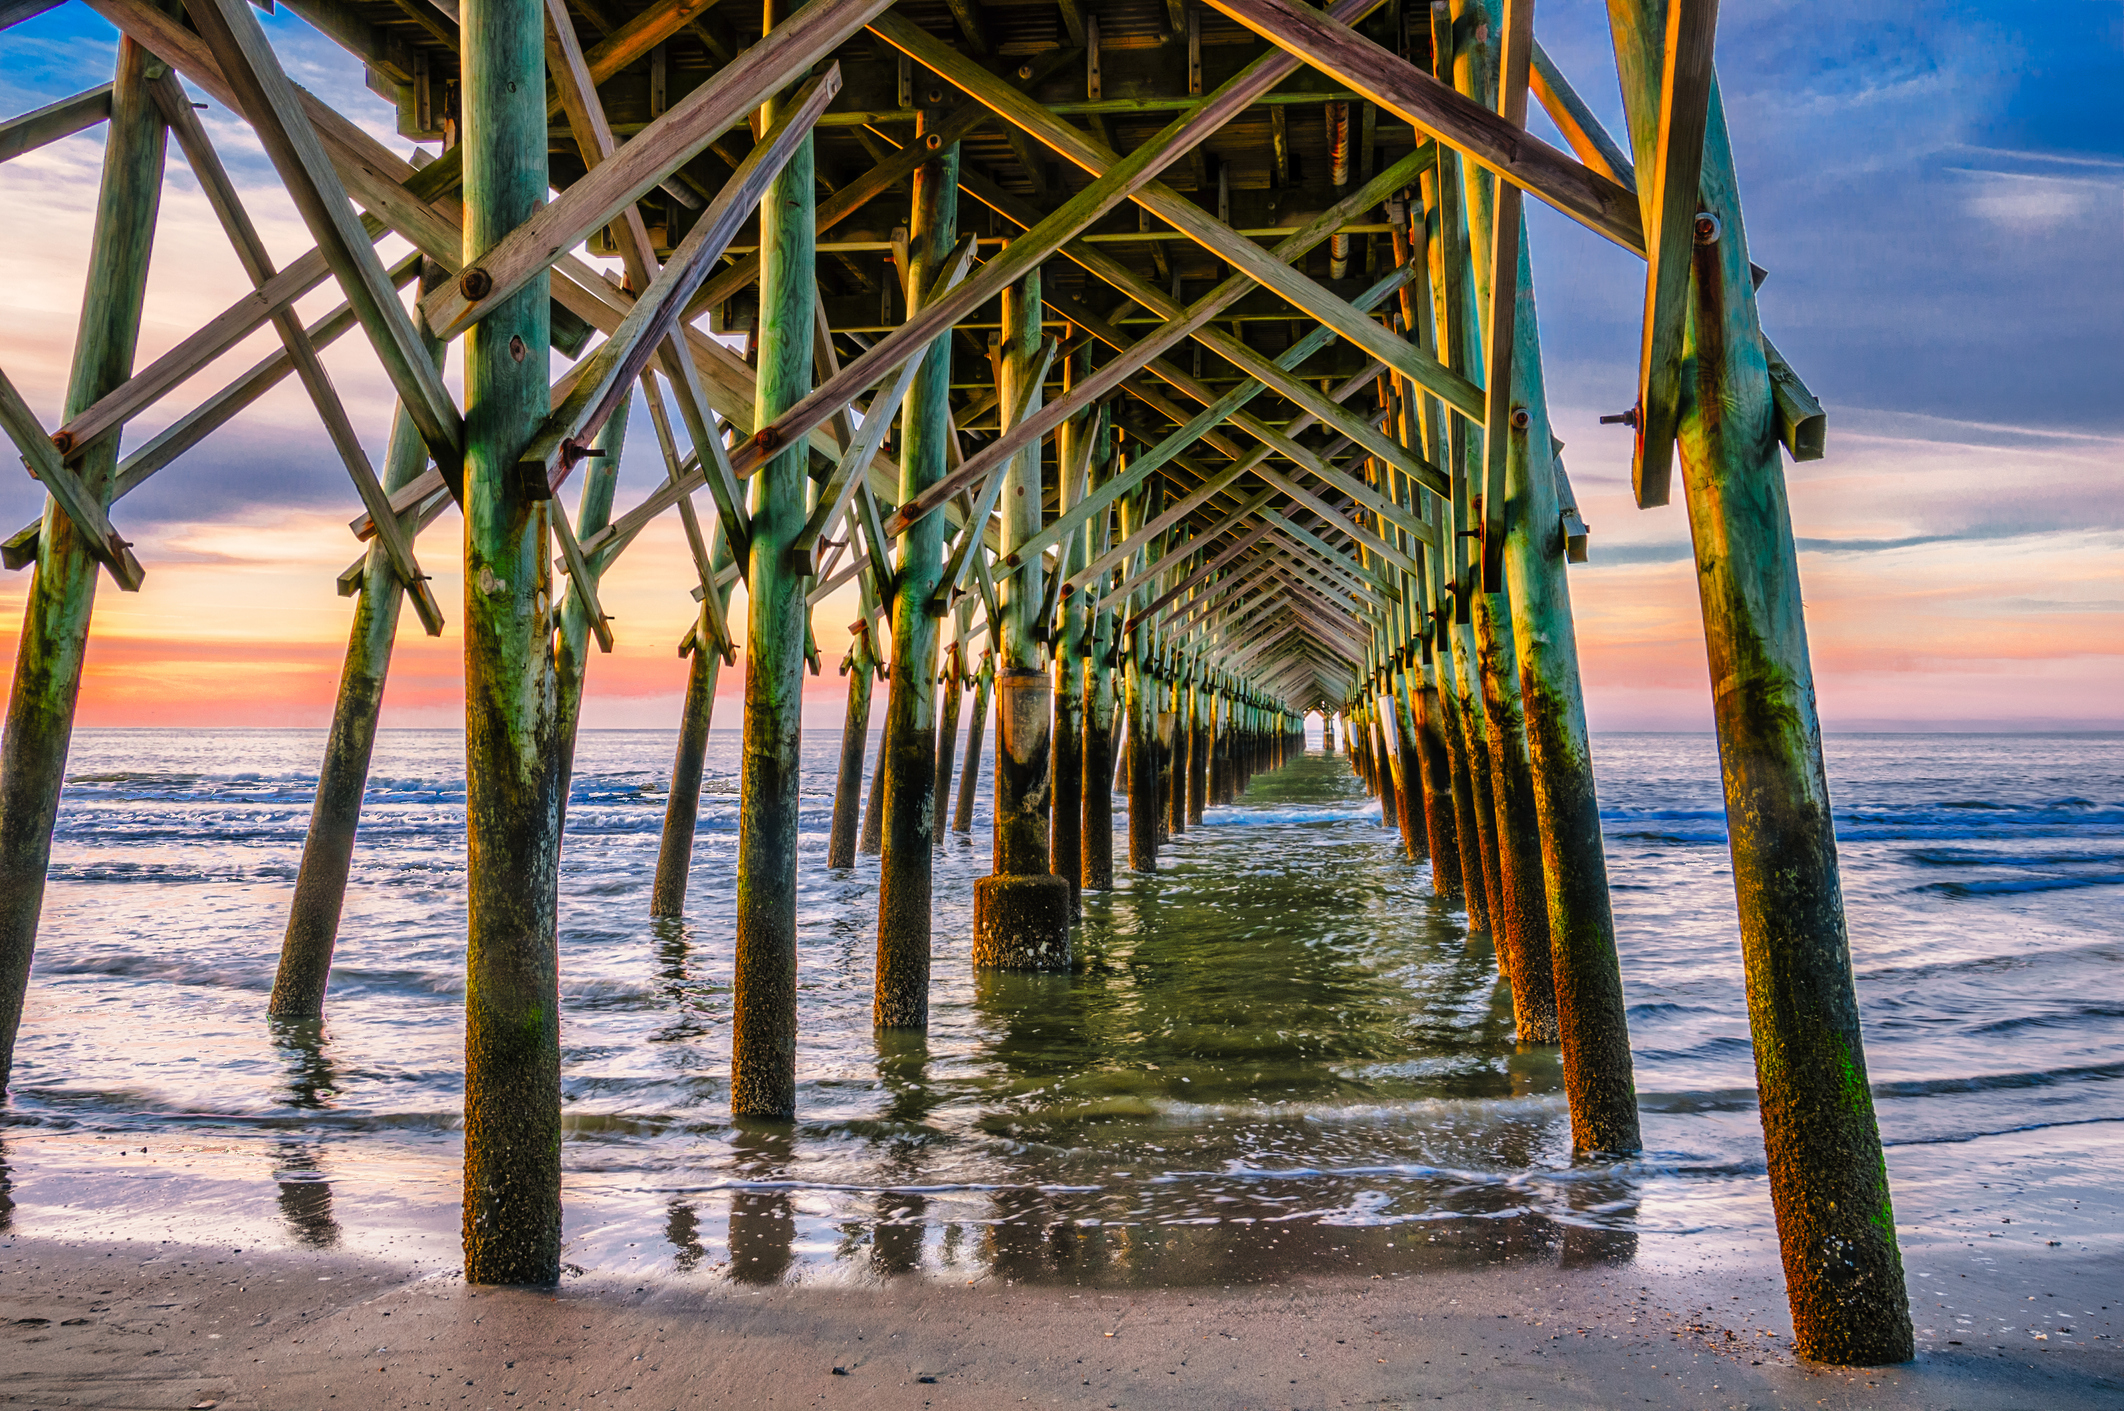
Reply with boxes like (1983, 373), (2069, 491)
(4, 1230), (2117, 1409)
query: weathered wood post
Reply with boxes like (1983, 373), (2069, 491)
(553, 401), (631, 809)
(874, 109), (957, 1024)
(0, 37), (164, 1089)
(729, 9), (816, 1118)
(1609, 0), (1910, 1360)
(953, 647), (991, 834)
(271, 261), (452, 1019)
(1476, 590), (1559, 1038)
(858, 740), (886, 855)
(1049, 352), (1090, 911)
(1184, 675), (1206, 824)
(828, 623), (879, 869)
(459, 0), (563, 1282)
(930, 634), (964, 849)
(1082, 590), (1117, 890)
(1161, 673), (1184, 838)
(972, 263), (1070, 968)
(650, 533), (734, 918)
(1391, 676), (1428, 861)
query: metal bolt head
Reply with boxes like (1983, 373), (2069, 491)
(924, 132), (943, 150)
(927, 88), (944, 103)
(459, 266), (493, 301)
(1693, 211), (1722, 244)
(1510, 407), (1531, 430)
(1017, 64), (1033, 79)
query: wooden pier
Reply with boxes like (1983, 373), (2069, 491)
(0, 0), (1908, 1363)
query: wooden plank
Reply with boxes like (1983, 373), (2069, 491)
(1478, 0), (1535, 592)
(1, 83), (112, 163)
(0, 366), (144, 590)
(1529, 40), (1636, 191)
(182, 0), (463, 486)
(421, 0), (894, 340)
(1632, 0), (1719, 508)
(1196, 0), (1644, 255)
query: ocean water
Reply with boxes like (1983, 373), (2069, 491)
(0, 728), (2118, 1298)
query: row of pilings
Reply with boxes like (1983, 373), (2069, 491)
(0, 0), (1909, 1364)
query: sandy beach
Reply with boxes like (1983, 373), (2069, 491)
(5, 1228), (2117, 1410)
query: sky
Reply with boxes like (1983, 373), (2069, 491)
(0, 0), (2117, 734)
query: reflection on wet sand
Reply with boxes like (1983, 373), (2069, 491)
(269, 1017), (342, 1248)
(869, 1030), (938, 1276)
(726, 1124), (795, 1284)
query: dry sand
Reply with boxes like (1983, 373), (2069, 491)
(4, 1231), (2117, 1410)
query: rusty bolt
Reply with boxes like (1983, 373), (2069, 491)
(1693, 212), (1722, 245)
(753, 426), (780, 452)
(925, 132), (943, 150)
(1017, 64), (1033, 79)
(48, 430), (73, 456)
(1510, 408), (1531, 431)
(459, 266), (493, 301)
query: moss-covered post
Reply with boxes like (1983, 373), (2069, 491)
(730, 0), (816, 1117)
(1049, 352), (1090, 911)
(272, 264), (451, 1019)
(1493, 226), (1639, 1148)
(875, 108), (957, 1023)
(931, 633), (964, 849)
(953, 647), (991, 834)
(650, 568), (731, 918)
(460, 0), (562, 1283)
(1082, 586), (1117, 890)
(972, 263), (1070, 968)
(1608, 0), (1909, 1360)
(0, 37), (164, 1089)
(829, 624), (879, 869)
(1185, 671), (1208, 825)
(858, 740), (886, 855)
(553, 401), (631, 810)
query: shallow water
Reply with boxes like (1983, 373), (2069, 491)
(1, 728), (2118, 1295)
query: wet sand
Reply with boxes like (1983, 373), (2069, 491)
(5, 1233), (2117, 1410)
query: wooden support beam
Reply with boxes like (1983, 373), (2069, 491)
(1, 83), (112, 163)
(586, 18), (1307, 561)
(1529, 40), (1636, 190)
(1198, 0), (1645, 254)
(894, 150), (1442, 553)
(182, 0), (464, 488)
(872, 10), (1487, 423)
(1631, 0), (1718, 508)
(1477, 0), (1535, 591)
(423, 0), (893, 339)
